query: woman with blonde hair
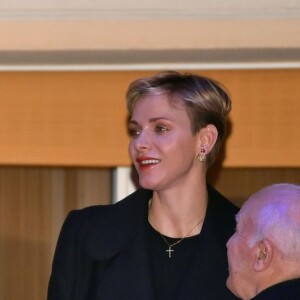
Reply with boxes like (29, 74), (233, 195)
(48, 71), (239, 300)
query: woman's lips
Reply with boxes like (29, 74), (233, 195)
(136, 157), (161, 167)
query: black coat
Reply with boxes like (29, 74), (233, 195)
(251, 279), (300, 299)
(48, 186), (239, 300)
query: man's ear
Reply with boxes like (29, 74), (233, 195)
(253, 239), (273, 272)
(198, 124), (218, 153)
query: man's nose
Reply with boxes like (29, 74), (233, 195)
(226, 235), (233, 248)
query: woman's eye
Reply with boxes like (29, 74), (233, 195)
(155, 125), (169, 133)
(128, 128), (141, 137)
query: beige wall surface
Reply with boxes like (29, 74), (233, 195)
(0, 1), (300, 53)
(1, 19), (300, 52)
(0, 167), (111, 300)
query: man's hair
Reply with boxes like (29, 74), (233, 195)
(242, 183), (300, 261)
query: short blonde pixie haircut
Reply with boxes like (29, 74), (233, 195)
(126, 71), (231, 166)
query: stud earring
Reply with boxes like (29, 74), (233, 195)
(197, 148), (206, 162)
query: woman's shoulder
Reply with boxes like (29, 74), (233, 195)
(57, 188), (152, 259)
(62, 188), (152, 236)
(70, 188), (151, 219)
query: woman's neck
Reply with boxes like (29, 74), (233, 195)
(148, 184), (208, 238)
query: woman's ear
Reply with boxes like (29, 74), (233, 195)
(253, 239), (273, 272)
(198, 124), (218, 153)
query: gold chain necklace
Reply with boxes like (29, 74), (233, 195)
(149, 214), (204, 258)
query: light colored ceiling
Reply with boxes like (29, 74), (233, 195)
(0, 1), (299, 68)
(1, 0), (299, 20)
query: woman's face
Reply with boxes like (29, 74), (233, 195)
(128, 93), (201, 191)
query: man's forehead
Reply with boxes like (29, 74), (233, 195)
(236, 212), (255, 232)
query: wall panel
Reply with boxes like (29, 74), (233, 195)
(0, 167), (111, 300)
(208, 168), (300, 207)
(0, 69), (299, 168)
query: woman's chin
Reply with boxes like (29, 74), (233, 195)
(138, 179), (159, 191)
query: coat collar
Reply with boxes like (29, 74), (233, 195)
(84, 188), (155, 299)
(84, 188), (152, 260)
(82, 186), (237, 299)
(84, 186), (237, 260)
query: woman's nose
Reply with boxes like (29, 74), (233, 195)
(134, 131), (151, 151)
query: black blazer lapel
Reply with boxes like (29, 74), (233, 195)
(85, 189), (155, 299)
(175, 187), (238, 300)
(94, 219), (155, 299)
